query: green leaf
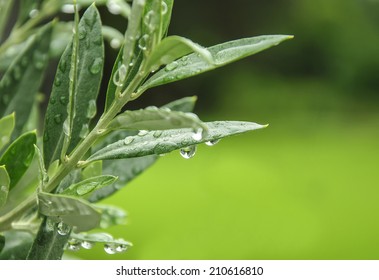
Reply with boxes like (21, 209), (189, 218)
(96, 204), (127, 228)
(82, 160), (102, 179)
(0, 234), (4, 253)
(144, 35), (213, 73)
(88, 121), (267, 161)
(0, 113), (15, 152)
(26, 217), (70, 260)
(0, 131), (36, 189)
(43, 4), (104, 165)
(0, 23), (53, 139)
(38, 192), (101, 232)
(0, 166), (10, 209)
(89, 96), (198, 202)
(108, 106), (207, 131)
(0, 0), (14, 41)
(61, 175), (118, 197)
(0, 231), (34, 260)
(15, 0), (42, 27)
(139, 35), (293, 92)
(161, 0), (173, 37)
(102, 25), (124, 48)
(34, 145), (48, 190)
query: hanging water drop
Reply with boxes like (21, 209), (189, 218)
(67, 239), (81, 251)
(90, 57), (103, 74)
(180, 145), (197, 159)
(29, 9), (39, 18)
(61, 4), (75, 13)
(138, 34), (149, 51)
(124, 136), (134, 145)
(79, 124), (89, 139)
(205, 139), (220, 146)
(113, 64), (127, 87)
(57, 221), (70, 236)
(138, 130), (149, 136)
(86, 100), (97, 118)
(161, 2), (168, 15)
(192, 128), (203, 141)
(110, 38), (121, 49)
(165, 61), (179, 71)
(54, 114), (62, 124)
(81, 241), (94, 250)
(104, 243), (117, 254)
(116, 244), (128, 253)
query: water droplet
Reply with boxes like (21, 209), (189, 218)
(161, 2), (168, 15)
(124, 136), (134, 145)
(81, 241), (94, 250)
(59, 60), (67, 73)
(144, 11), (158, 32)
(54, 114), (62, 124)
(104, 243), (117, 254)
(49, 97), (56, 104)
(110, 38), (121, 49)
(67, 239), (81, 251)
(57, 221), (70, 236)
(29, 9), (39, 18)
(205, 139), (220, 146)
(192, 128), (203, 141)
(113, 64), (127, 87)
(138, 34), (149, 51)
(33, 51), (47, 70)
(59, 96), (68, 105)
(43, 133), (49, 142)
(153, 131), (162, 138)
(78, 28), (87, 40)
(86, 100), (97, 119)
(107, 0), (122, 14)
(138, 130), (149, 136)
(89, 57), (103, 75)
(180, 145), (197, 159)
(54, 77), (61, 87)
(165, 61), (179, 71)
(116, 244), (128, 253)
(61, 4), (75, 13)
(79, 124), (89, 139)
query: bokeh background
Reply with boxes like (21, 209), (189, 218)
(72, 0), (379, 259)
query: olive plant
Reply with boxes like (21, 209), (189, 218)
(0, 0), (292, 259)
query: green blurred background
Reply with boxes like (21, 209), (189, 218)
(74, 0), (379, 259)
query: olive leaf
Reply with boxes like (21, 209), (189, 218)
(0, 23), (52, 139)
(43, 4), (104, 166)
(0, 231), (34, 260)
(0, 113), (15, 152)
(60, 175), (118, 197)
(0, 131), (36, 189)
(38, 192), (101, 232)
(139, 35), (293, 92)
(0, 166), (10, 209)
(0, 0), (13, 40)
(96, 204), (127, 228)
(108, 106), (207, 131)
(88, 121), (267, 161)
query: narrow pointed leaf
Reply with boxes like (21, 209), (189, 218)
(38, 192), (101, 232)
(61, 175), (117, 197)
(0, 166), (10, 209)
(34, 145), (48, 190)
(108, 106), (207, 131)
(0, 23), (52, 139)
(0, 234), (4, 254)
(88, 121), (266, 161)
(0, 0), (13, 40)
(0, 231), (34, 260)
(89, 96), (197, 202)
(140, 35), (293, 92)
(0, 113), (15, 152)
(82, 160), (102, 179)
(145, 35), (213, 72)
(0, 131), (36, 189)
(43, 5), (104, 165)
(161, 0), (173, 37)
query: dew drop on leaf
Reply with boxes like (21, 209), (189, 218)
(161, 2), (168, 15)
(81, 241), (94, 250)
(57, 221), (70, 236)
(54, 114), (62, 124)
(124, 136), (134, 145)
(78, 29), (87, 40)
(205, 139), (220, 146)
(192, 128), (203, 141)
(180, 145), (197, 159)
(113, 64), (127, 87)
(153, 131), (162, 138)
(89, 57), (103, 74)
(59, 96), (68, 105)
(67, 239), (81, 251)
(79, 124), (89, 139)
(59, 60), (67, 73)
(54, 77), (61, 87)
(138, 34), (149, 51)
(116, 244), (128, 253)
(165, 61), (179, 71)
(104, 243), (117, 254)
(138, 130), (149, 136)
(144, 11), (158, 32)
(29, 9), (39, 18)
(86, 99), (97, 118)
